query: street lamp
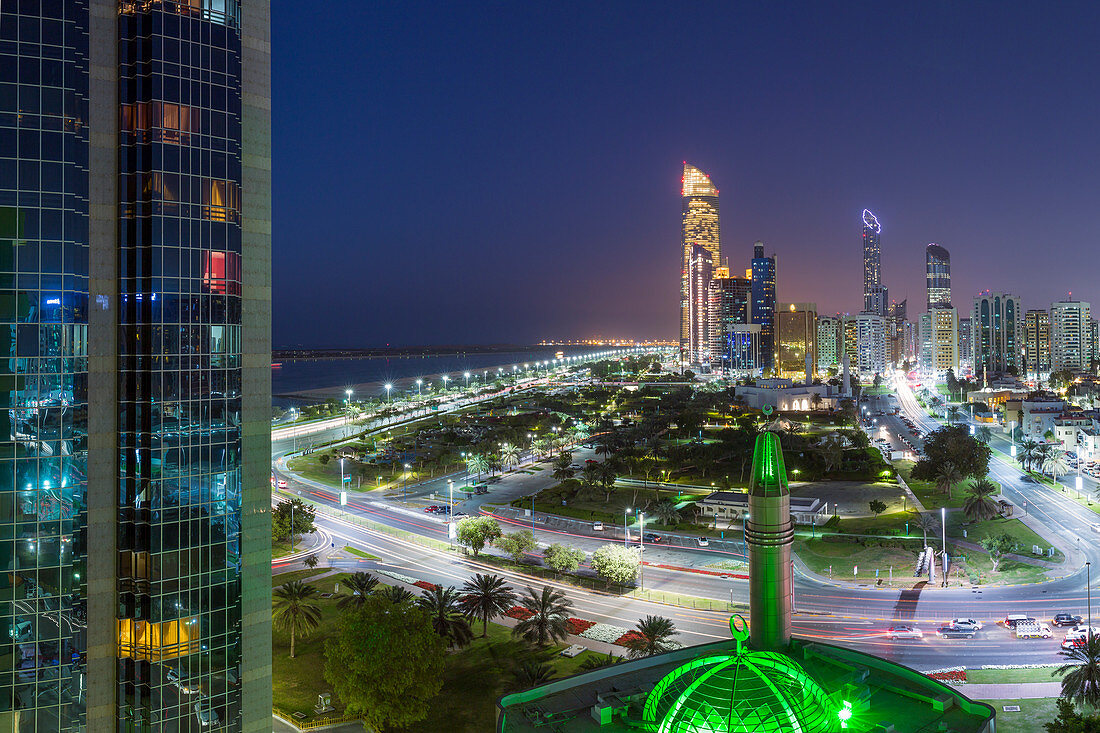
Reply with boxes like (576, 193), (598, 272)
(384, 383), (392, 402)
(403, 463), (411, 501)
(1088, 561), (1093, 643)
(624, 507), (632, 546)
(416, 378), (422, 396)
(442, 374), (450, 392)
(464, 371), (470, 389)
(638, 511), (645, 591)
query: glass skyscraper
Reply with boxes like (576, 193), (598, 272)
(861, 209), (886, 317)
(680, 163), (719, 359)
(1, 1), (271, 730)
(925, 243), (951, 310)
(750, 241), (776, 372)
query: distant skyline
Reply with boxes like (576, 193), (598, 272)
(273, 2), (1100, 347)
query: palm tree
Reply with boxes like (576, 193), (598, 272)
(379, 585), (415, 605)
(946, 405), (961, 424)
(621, 615), (679, 659)
(578, 651), (623, 672)
(1052, 633), (1100, 708)
(1036, 443), (1053, 477)
(934, 461), (963, 498)
(500, 442), (521, 470)
(810, 393), (823, 412)
(551, 463), (575, 483)
(962, 478), (1001, 522)
(458, 573), (516, 637)
(1019, 438), (1040, 472)
(468, 453), (490, 481)
(337, 571), (379, 611)
(580, 463), (602, 500)
(272, 580), (322, 659)
(512, 585), (572, 647)
(512, 661), (555, 690)
(651, 500), (681, 525)
(417, 585), (473, 648)
(975, 425), (993, 444)
(914, 511), (939, 545)
(1043, 447), (1069, 486)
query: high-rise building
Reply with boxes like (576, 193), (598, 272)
(750, 241), (777, 372)
(886, 299), (908, 367)
(687, 244), (714, 365)
(729, 324), (763, 373)
(851, 313), (887, 376)
(918, 312), (934, 374)
(1051, 300), (1092, 372)
(861, 210), (886, 316)
(708, 272), (751, 371)
(1090, 319), (1099, 370)
(777, 303), (817, 379)
(680, 164), (720, 356)
(957, 316), (973, 371)
(816, 316), (841, 372)
(930, 308), (960, 375)
(925, 243), (951, 310)
(2, 2), (272, 729)
(1024, 309), (1052, 377)
(971, 292), (1023, 375)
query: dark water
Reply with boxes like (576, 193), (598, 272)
(271, 347), (600, 403)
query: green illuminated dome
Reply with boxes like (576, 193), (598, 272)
(642, 618), (840, 733)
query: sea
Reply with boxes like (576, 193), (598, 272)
(271, 347), (599, 405)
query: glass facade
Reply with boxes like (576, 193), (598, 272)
(925, 243), (951, 310)
(680, 163), (719, 353)
(776, 303), (816, 379)
(861, 209), (882, 316)
(116, 3), (244, 729)
(707, 275), (750, 371)
(750, 241), (776, 372)
(0, 1), (91, 728)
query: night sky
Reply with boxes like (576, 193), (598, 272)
(272, 2), (1100, 348)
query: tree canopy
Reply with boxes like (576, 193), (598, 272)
(911, 425), (991, 481)
(323, 595), (446, 730)
(590, 544), (641, 586)
(272, 498), (316, 542)
(456, 516), (502, 556)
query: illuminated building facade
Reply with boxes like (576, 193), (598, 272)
(3, 1), (271, 730)
(970, 292), (1022, 375)
(686, 244), (713, 365)
(1024, 309), (1051, 377)
(816, 315), (840, 371)
(925, 243), (951, 310)
(850, 313), (886, 376)
(680, 164), (719, 355)
(886, 299), (908, 367)
(776, 303), (816, 379)
(930, 308), (960, 376)
(750, 241), (777, 372)
(1051, 300), (1092, 372)
(728, 324), (762, 373)
(957, 316), (972, 372)
(708, 272), (750, 371)
(861, 210), (887, 317)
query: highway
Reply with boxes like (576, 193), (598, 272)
(270, 379), (1100, 671)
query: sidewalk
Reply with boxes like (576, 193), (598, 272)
(953, 681), (1062, 699)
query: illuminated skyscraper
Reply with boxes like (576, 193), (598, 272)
(886, 299), (908, 367)
(708, 271), (751, 371)
(2, 2), (271, 729)
(687, 245), (714, 365)
(862, 210), (887, 317)
(777, 303), (817, 379)
(926, 243), (951, 310)
(750, 241), (777, 372)
(971, 292), (1023, 375)
(680, 164), (720, 355)
(816, 315), (841, 371)
(1051, 300), (1092, 372)
(1024, 309), (1051, 377)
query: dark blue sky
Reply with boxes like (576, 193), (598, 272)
(272, 2), (1100, 348)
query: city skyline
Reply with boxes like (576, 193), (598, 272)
(272, 2), (1100, 347)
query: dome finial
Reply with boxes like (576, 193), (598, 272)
(729, 614), (749, 655)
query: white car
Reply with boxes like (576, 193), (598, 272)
(887, 625), (923, 640)
(696, 537), (709, 547)
(949, 618), (983, 631)
(592, 522), (604, 531)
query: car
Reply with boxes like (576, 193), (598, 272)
(949, 618), (984, 631)
(1003, 614), (1035, 628)
(696, 537), (709, 547)
(452, 512), (469, 520)
(643, 533), (662, 543)
(1063, 637), (1087, 650)
(424, 505), (439, 513)
(474, 486), (488, 495)
(1015, 621), (1053, 639)
(276, 479), (287, 489)
(936, 626), (976, 639)
(1053, 613), (1084, 627)
(887, 625), (923, 640)
(592, 522), (604, 531)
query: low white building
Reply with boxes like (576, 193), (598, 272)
(1020, 399), (1067, 438)
(695, 490), (827, 526)
(734, 379), (840, 412)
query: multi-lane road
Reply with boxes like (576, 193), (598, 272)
(271, 380), (1100, 670)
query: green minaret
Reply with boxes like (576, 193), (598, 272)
(746, 431), (794, 651)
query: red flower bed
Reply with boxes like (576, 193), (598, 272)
(613, 630), (645, 647)
(566, 618), (596, 636)
(413, 581), (439, 591)
(504, 606), (534, 620)
(927, 670), (967, 682)
(642, 562), (748, 580)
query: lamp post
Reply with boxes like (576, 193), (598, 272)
(448, 480), (454, 547)
(384, 383), (392, 402)
(941, 506), (947, 586)
(416, 378), (422, 397)
(624, 507), (632, 546)
(1087, 561), (1093, 643)
(464, 371), (470, 390)
(403, 463), (410, 502)
(442, 374), (449, 393)
(638, 511), (645, 591)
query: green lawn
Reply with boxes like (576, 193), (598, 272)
(976, 698), (1060, 733)
(896, 460), (968, 510)
(271, 568), (330, 587)
(343, 546), (380, 560)
(946, 514), (1063, 563)
(792, 536), (922, 583)
(967, 667), (1063, 684)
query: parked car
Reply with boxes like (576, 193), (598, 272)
(696, 537), (709, 547)
(424, 505), (440, 513)
(1015, 621), (1053, 639)
(592, 522), (604, 531)
(276, 479), (287, 489)
(1052, 612), (1083, 627)
(452, 512), (469, 520)
(887, 625), (923, 640)
(474, 486), (488, 495)
(949, 618), (984, 631)
(643, 533), (662, 543)
(936, 626), (976, 639)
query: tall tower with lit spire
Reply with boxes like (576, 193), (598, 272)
(745, 431), (793, 651)
(680, 163), (720, 357)
(862, 209), (887, 317)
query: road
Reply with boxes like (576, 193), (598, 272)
(271, 378), (1100, 671)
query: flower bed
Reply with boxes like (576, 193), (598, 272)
(642, 561), (748, 580)
(614, 630), (644, 647)
(504, 606), (534, 620)
(579, 623), (630, 644)
(566, 618), (596, 636)
(377, 569), (419, 585)
(927, 669), (967, 683)
(413, 580), (439, 591)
